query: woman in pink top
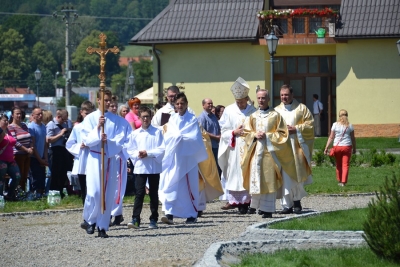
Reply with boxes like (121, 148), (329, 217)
(0, 114), (21, 201)
(125, 97), (142, 130)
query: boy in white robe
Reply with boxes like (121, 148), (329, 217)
(80, 90), (130, 238)
(159, 93), (207, 224)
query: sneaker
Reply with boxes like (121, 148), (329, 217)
(127, 218), (140, 229)
(161, 215), (174, 225)
(148, 219), (158, 229)
(185, 217), (197, 224)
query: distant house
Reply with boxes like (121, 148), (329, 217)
(129, 0), (400, 137)
(0, 87), (36, 112)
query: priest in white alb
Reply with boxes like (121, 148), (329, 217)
(218, 77), (257, 214)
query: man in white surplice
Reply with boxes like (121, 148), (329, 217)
(80, 90), (130, 238)
(218, 77), (256, 214)
(159, 93), (207, 224)
(274, 84), (314, 214)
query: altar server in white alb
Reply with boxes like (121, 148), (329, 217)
(159, 92), (207, 224)
(218, 77), (257, 214)
(109, 114), (132, 227)
(80, 89), (131, 238)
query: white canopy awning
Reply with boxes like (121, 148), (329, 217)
(134, 87), (153, 104)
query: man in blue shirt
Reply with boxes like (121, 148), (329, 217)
(197, 98), (221, 177)
(28, 108), (48, 198)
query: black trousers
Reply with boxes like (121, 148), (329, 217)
(78, 174), (87, 206)
(132, 173), (160, 222)
(49, 146), (69, 196)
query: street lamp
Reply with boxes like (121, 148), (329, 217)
(129, 73), (135, 98)
(34, 67), (42, 107)
(397, 40), (400, 55)
(264, 30), (279, 107)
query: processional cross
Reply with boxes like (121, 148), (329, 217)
(86, 33), (119, 213)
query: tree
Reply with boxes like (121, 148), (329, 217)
(56, 94), (88, 109)
(71, 30), (122, 86)
(32, 42), (58, 72)
(0, 27), (29, 87)
(133, 59), (153, 93)
(3, 15), (41, 47)
(27, 69), (58, 97)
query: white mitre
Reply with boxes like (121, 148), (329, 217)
(230, 77), (250, 99)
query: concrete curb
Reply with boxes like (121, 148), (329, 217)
(195, 210), (367, 267)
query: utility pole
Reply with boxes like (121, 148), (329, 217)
(53, 5), (78, 107)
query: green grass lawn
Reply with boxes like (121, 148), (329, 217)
(269, 208), (367, 231)
(234, 208), (398, 267)
(314, 137), (400, 150)
(308, 165), (399, 194)
(234, 247), (398, 267)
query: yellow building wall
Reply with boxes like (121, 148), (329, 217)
(152, 42), (265, 115)
(336, 39), (400, 124)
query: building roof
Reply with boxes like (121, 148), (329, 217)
(129, 0), (264, 45)
(336, 0), (400, 38)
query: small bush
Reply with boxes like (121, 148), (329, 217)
(362, 173), (400, 263)
(312, 147), (326, 166)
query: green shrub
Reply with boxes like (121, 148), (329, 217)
(312, 147), (326, 166)
(362, 173), (400, 263)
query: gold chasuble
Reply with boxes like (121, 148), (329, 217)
(198, 127), (223, 200)
(241, 109), (296, 195)
(274, 99), (314, 183)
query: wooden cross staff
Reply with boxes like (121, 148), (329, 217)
(86, 33), (119, 214)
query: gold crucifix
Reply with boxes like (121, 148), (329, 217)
(86, 33), (119, 89)
(86, 33), (119, 214)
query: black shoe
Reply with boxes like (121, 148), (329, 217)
(161, 214), (174, 225)
(247, 208), (256, 214)
(258, 209), (264, 215)
(185, 217), (197, 224)
(80, 220), (89, 230)
(262, 212), (273, 218)
(197, 211), (203, 217)
(111, 215), (124, 226)
(279, 207), (293, 214)
(86, 223), (96, 235)
(293, 200), (302, 214)
(97, 228), (108, 238)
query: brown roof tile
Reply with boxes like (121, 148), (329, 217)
(130, 0), (264, 44)
(336, 0), (400, 38)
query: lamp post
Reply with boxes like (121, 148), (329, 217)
(264, 30), (279, 107)
(397, 40), (400, 55)
(54, 71), (59, 93)
(129, 73), (135, 98)
(34, 67), (42, 107)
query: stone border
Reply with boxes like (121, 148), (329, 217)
(195, 210), (367, 267)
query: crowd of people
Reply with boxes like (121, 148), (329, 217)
(0, 77), (357, 238)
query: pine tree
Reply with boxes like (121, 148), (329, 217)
(362, 173), (400, 262)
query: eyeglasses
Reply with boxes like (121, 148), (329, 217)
(140, 115), (151, 119)
(167, 95), (176, 99)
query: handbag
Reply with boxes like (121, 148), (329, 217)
(329, 127), (347, 157)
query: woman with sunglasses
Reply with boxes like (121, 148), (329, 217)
(0, 114), (21, 201)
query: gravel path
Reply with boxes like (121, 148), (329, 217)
(0, 194), (374, 267)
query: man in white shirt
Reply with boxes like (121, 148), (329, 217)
(312, 94), (323, 137)
(126, 106), (165, 229)
(151, 85), (194, 127)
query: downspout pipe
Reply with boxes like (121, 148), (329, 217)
(152, 44), (162, 104)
